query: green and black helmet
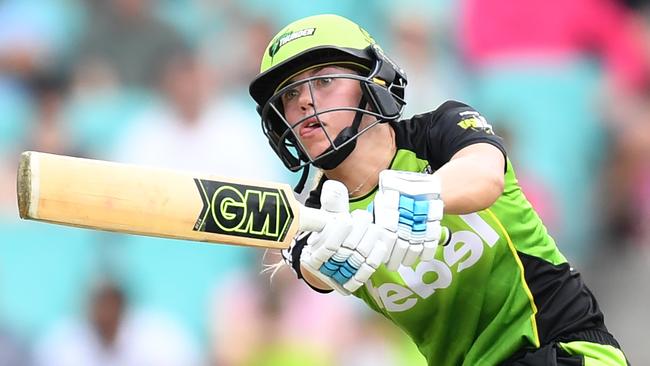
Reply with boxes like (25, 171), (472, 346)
(249, 14), (407, 189)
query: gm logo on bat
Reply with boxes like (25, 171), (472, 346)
(193, 179), (294, 242)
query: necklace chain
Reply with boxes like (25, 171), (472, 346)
(347, 130), (396, 198)
(348, 171), (376, 197)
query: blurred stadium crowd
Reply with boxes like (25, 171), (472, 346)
(0, 0), (649, 365)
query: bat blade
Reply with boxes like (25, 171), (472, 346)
(17, 151), (325, 249)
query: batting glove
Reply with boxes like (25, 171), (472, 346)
(373, 170), (448, 271)
(301, 180), (396, 295)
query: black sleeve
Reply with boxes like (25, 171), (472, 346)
(426, 100), (507, 171)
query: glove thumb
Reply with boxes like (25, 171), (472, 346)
(320, 180), (349, 214)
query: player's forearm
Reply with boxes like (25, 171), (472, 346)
(435, 144), (505, 215)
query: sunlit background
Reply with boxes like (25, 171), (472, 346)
(1, 0), (649, 365)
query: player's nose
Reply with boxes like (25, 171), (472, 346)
(297, 83), (315, 111)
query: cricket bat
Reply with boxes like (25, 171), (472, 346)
(16, 151), (328, 249)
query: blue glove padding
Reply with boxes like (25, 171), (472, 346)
(373, 170), (446, 270)
(301, 180), (395, 295)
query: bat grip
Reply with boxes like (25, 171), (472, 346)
(298, 206), (330, 232)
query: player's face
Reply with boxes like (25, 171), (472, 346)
(281, 66), (362, 159)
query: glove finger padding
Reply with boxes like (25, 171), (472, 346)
(305, 180), (352, 268)
(303, 209), (393, 295)
(301, 179), (395, 295)
(343, 210), (373, 249)
(317, 212), (370, 285)
(320, 180), (350, 213)
(342, 224), (393, 293)
(385, 238), (409, 271)
(375, 170), (445, 269)
(421, 221), (442, 261)
(305, 215), (353, 268)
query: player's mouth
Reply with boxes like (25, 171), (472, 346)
(299, 117), (325, 138)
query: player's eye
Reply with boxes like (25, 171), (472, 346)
(315, 77), (333, 88)
(282, 88), (300, 102)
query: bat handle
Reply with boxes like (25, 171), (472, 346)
(298, 206), (330, 232)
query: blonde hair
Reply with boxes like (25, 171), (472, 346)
(261, 249), (285, 283)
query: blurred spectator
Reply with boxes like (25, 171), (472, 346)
(61, 61), (154, 159)
(601, 90), (650, 245)
(109, 48), (289, 352)
(75, 0), (188, 89)
(23, 73), (75, 156)
(111, 49), (287, 180)
(0, 327), (31, 366)
(386, 9), (466, 116)
(209, 259), (413, 366)
(0, 0), (74, 163)
(601, 2), (650, 247)
(34, 279), (201, 366)
(496, 125), (560, 230)
(204, 16), (275, 96)
(0, 78), (31, 159)
(622, 0), (647, 8)
(237, 0), (383, 36)
(458, 0), (650, 261)
(0, 0), (84, 77)
(0, 64), (102, 349)
(0, 72), (75, 213)
(460, 0), (649, 92)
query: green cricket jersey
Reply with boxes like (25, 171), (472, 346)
(299, 101), (622, 365)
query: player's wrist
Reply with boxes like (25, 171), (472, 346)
(300, 264), (335, 292)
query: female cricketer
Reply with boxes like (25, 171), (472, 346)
(249, 14), (629, 366)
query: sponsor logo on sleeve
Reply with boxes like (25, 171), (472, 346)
(457, 111), (494, 134)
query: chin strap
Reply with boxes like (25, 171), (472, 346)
(294, 164), (310, 194)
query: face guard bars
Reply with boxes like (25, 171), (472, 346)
(259, 52), (407, 172)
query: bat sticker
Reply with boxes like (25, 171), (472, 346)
(193, 179), (294, 242)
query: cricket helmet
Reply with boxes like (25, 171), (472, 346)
(249, 14), (407, 178)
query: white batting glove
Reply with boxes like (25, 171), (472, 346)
(373, 170), (448, 271)
(301, 180), (397, 295)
